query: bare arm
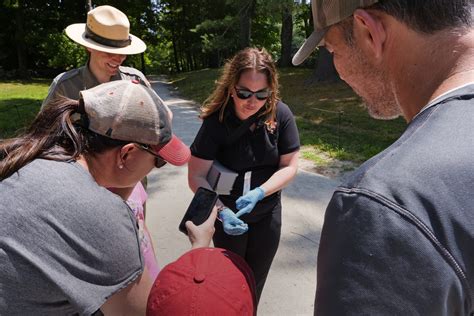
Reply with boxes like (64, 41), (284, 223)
(100, 265), (154, 316)
(188, 155), (231, 209)
(99, 202), (217, 315)
(259, 150), (299, 197)
(187, 155), (214, 192)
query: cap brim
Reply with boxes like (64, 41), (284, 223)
(153, 135), (190, 166)
(292, 29), (326, 66)
(65, 23), (146, 55)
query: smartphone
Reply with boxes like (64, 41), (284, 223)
(179, 187), (218, 235)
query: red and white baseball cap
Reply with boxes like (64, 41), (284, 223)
(80, 80), (190, 166)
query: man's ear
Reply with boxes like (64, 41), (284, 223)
(353, 9), (387, 60)
(117, 143), (136, 169)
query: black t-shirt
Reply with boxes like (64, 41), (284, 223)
(191, 101), (300, 203)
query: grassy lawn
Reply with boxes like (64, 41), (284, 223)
(1, 70), (407, 170)
(169, 68), (407, 167)
(0, 79), (50, 139)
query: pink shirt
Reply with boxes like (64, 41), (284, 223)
(126, 182), (159, 280)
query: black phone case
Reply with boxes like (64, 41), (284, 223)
(179, 187), (218, 235)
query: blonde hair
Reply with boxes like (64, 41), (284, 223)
(200, 47), (280, 124)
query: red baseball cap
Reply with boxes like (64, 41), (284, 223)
(147, 247), (256, 316)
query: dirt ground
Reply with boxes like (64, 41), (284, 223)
(298, 156), (359, 182)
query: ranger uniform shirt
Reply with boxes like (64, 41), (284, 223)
(41, 64), (150, 109)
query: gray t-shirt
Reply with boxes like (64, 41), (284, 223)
(0, 159), (143, 315)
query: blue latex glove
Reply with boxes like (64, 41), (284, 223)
(235, 187), (265, 218)
(218, 208), (248, 235)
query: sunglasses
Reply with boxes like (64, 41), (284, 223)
(135, 144), (167, 168)
(234, 87), (271, 101)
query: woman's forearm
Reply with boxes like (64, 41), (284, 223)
(260, 151), (299, 197)
(260, 164), (298, 196)
(188, 174), (213, 193)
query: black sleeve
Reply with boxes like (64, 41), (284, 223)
(276, 102), (300, 155)
(314, 190), (467, 315)
(190, 115), (223, 160)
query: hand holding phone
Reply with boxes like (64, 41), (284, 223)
(186, 206), (218, 249)
(179, 187), (218, 235)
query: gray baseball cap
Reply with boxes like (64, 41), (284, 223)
(292, 0), (379, 65)
(80, 80), (190, 166)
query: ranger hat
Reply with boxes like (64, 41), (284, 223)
(65, 5), (146, 55)
(292, 0), (379, 65)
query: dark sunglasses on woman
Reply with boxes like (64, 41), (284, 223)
(135, 143), (167, 168)
(235, 87), (271, 101)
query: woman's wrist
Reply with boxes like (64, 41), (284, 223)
(216, 200), (226, 211)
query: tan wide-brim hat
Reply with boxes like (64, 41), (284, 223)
(65, 5), (146, 55)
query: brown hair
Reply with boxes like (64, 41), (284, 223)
(0, 98), (126, 180)
(200, 47), (280, 124)
(340, 0), (473, 45)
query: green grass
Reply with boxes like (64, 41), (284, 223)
(0, 79), (50, 138)
(169, 68), (407, 163)
(1, 70), (407, 165)
(168, 68), (221, 105)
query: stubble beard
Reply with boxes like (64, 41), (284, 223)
(351, 46), (402, 120)
(363, 86), (401, 120)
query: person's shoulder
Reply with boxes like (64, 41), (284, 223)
(275, 100), (294, 116)
(119, 65), (144, 74)
(274, 100), (296, 125)
(202, 110), (222, 125)
(195, 111), (225, 141)
(119, 66), (146, 79)
(118, 66), (150, 86)
(52, 68), (81, 85)
(41, 67), (84, 109)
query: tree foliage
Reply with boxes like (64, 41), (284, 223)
(0, 0), (330, 77)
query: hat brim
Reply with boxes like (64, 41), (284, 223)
(292, 29), (327, 66)
(65, 23), (146, 55)
(152, 135), (191, 166)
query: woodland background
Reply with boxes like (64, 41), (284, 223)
(0, 0), (338, 82)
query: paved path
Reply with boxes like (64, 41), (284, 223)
(145, 76), (340, 315)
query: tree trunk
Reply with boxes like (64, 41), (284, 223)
(14, 0), (28, 79)
(306, 0), (314, 37)
(279, 1), (293, 67)
(171, 28), (180, 72)
(239, 0), (255, 49)
(308, 47), (339, 83)
(208, 51), (219, 68)
(184, 47), (193, 71)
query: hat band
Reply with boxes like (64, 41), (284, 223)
(85, 26), (132, 48)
